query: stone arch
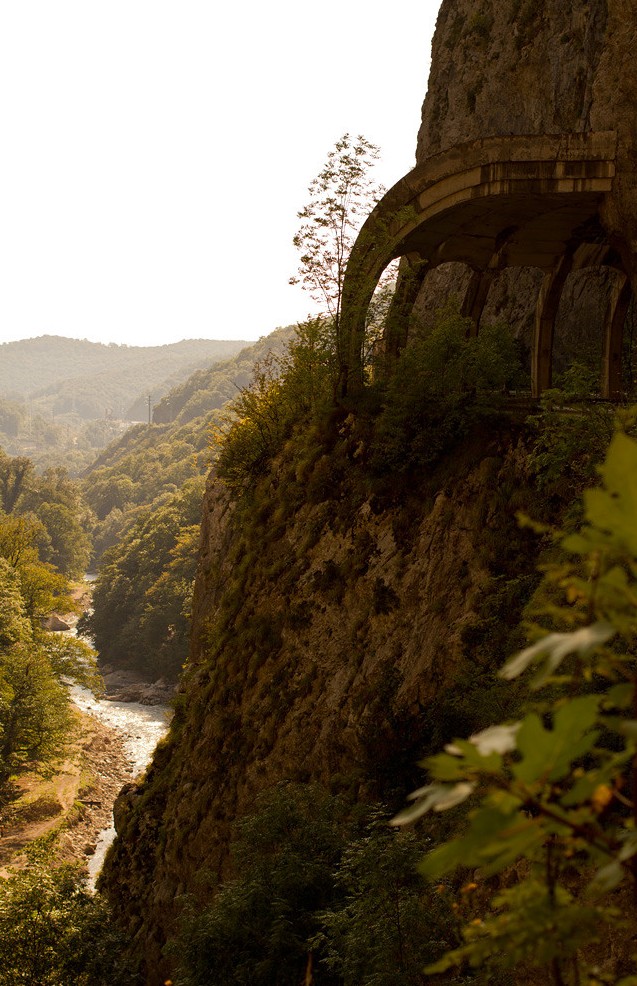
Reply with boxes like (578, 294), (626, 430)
(339, 131), (624, 397)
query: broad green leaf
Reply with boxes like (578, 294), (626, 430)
(547, 731), (599, 783)
(490, 789), (523, 813)
(513, 713), (552, 784)
(562, 531), (595, 556)
(604, 683), (634, 710)
(426, 751), (467, 782)
(561, 772), (601, 807)
(426, 879), (608, 974)
(561, 758), (621, 807)
(419, 835), (472, 879)
(553, 693), (600, 736)
(478, 822), (545, 876)
(512, 701), (600, 785)
(547, 695), (601, 782)
(584, 432), (637, 556)
(421, 805), (531, 879)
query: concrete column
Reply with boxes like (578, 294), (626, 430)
(461, 270), (496, 337)
(601, 272), (631, 399)
(532, 253), (574, 397)
(382, 257), (430, 378)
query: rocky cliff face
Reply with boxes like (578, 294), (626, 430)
(101, 414), (543, 981)
(418, 0), (608, 160)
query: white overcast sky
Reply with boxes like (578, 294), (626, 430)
(0, 1), (440, 347)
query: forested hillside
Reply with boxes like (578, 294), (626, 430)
(151, 328), (293, 426)
(0, 335), (247, 406)
(79, 327), (294, 681)
(0, 335), (249, 473)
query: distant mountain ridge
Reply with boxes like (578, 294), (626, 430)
(0, 334), (250, 421)
(83, 325), (295, 479)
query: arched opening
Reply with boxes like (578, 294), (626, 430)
(548, 268), (627, 396)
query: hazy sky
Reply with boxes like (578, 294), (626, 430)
(0, 1), (440, 347)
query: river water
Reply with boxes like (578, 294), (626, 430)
(69, 683), (172, 884)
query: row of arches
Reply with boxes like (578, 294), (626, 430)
(339, 131), (631, 398)
(383, 255), (632, 398)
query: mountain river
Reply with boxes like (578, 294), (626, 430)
(69, 683), (172, 885)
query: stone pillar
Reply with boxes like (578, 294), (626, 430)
(532, 253), (574, 397)
(460, 270), (496, 336)
(382, 257), (430, 378)
(601, 271), (631, 399)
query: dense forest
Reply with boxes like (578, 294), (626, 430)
(0, 328), (299, 983)
(78, 327), (293, 681)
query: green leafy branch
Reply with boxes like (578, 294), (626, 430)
(394, 431), (637, 984)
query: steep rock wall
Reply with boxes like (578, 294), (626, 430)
(418, 0), (608, 159)
(101, 414), (544, 981)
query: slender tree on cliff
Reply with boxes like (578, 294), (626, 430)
(289, 134), (384, 362)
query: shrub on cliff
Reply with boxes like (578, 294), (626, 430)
(171, 784), (348, 986)
(315, 810), (454, 986)
(170, 786), (457, 986)
(370, 305), (521, 475)
(214, 318), (338, 495)
(216, 134), (392, 497)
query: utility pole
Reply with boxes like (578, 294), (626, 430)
(148, 394), (152, 425)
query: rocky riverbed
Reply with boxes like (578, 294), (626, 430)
(101, 666), (175, 706)
(69, 684), (172, 882)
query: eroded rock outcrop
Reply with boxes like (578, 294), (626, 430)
(418, 0), (608, 157)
